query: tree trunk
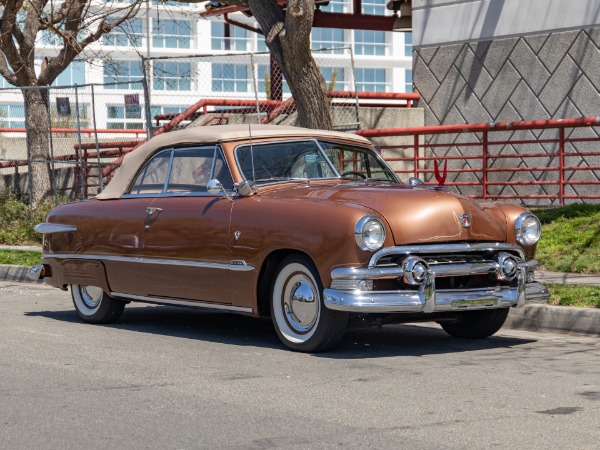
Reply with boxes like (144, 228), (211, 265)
(23, 88), (52, 207)
(249, 0), (333, 130)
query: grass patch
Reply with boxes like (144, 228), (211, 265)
(533, 204), (600, 274)
(546, 283), (600, 308)
(0, 250), (42, 266)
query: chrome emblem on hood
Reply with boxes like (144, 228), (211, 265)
(460, 213), (471, 229)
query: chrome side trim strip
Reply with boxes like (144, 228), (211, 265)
(34, 223), (77, 234)
(369, 243), (526, 268)
(42, 253), (255, 272)
(111, 292), (253, 314)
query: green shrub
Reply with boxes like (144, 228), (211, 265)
(0, 192), (55, 245)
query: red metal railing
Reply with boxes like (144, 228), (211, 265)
(0, 127), (146, 138)
(357, 117), (600, 204)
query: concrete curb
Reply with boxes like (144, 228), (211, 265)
(0, 263), (598, 336)
(506, 304), (600, 337)
(0, 264), (42, 284)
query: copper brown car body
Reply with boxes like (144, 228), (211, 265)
(31, 124), (550, 351)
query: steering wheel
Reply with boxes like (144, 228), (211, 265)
(340, 170), (367, 180)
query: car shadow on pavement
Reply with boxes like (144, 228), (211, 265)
(26, 305), (536, 357)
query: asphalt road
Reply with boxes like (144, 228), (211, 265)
(1, 281), (599, 450)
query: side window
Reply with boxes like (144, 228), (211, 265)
(166, 147), (234, 193)
(167, 147), (214, 193)
(129, 150), (171, 195)
(128, 146), (234, 195)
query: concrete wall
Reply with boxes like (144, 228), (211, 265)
(411, 0), (600, 204)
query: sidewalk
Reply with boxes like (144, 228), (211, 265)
(0, 249), (598, 337)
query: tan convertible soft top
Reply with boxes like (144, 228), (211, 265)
(96, 124), (372, 199)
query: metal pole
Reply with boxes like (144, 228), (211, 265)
(46, 86), (58, 205)
(348, 46), (361, 128)
(74, 84), (85, 200)
(250, 54), (261, 124)
(142, 56), (154, 139)
(414, 134), (419, 179)
(559, 127), (565, 205)
(90, 84), (103, 192)
(482, 130), (488, 200)
(23, 88), (33, 218)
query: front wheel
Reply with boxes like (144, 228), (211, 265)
(71, 285), (125, 324)
(440, 308), (510, 339)
(271, 255), (348, 352)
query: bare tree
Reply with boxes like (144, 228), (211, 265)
(0, 0), (143, 205)
(182, 0), (333, 130)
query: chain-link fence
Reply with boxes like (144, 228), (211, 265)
(142, 47), (360, 134)
(0, 81), (148, 203)
(1, 47), (359, 205)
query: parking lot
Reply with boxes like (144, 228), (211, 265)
(1, 280), (599, 449)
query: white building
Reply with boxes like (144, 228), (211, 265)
(0, 1), (412, 132)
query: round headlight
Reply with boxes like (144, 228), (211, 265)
(515, 213), (541, 246)
(355, 215), (386, 251)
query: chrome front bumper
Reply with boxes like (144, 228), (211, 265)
(324, 269), (550, 314)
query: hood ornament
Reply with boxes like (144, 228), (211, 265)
(434, 160), (447, 186)
(460, 213), (471, 229)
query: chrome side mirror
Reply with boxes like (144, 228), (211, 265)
(237, 180), (258, 197)
(408, 177), (424, 187)
(207, 179), (232, 201)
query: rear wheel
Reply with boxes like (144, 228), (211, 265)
(440, 308), (510, 339)
(271, 255), (348, 352)
(71, 285), (125, 324)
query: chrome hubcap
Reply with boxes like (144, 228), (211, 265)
(80, 286), (103, 309)
(283, 276), (319, 334)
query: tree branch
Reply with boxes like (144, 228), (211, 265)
(0, 49), (18, 85)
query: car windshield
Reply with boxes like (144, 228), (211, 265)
(235, 139), (398, 184)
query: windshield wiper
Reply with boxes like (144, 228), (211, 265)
(253, 177), (310, 184)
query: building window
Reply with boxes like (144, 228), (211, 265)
(355, 68), (387, 92)
(42, 28), (85, 46)
(52, 60), (86, 86)
(320, 0), (347, 13)
(311, 28), (345, 53)
(354, 30), (388, 56)
(257, 32), (268, 52)
(405, 69), (413, 93)
(151, 105), (187, 118)
(103, 18), (143, 47)
(152, 0), (188, 5)
(153, 62), (192, 91)
(107, 105), (144, 130)
(51, 103), (89, 128)
(212, 64), (249, 93)
(361, 0), (386, 15)
(321, 67), (345, 91)
(0, 103), (25, 128)
(153, 19), (192, 49)
(211, 22), (250, 51)
(405, 33), (412, 57)
(256, 64), (290, 97)
(104, 60), (143, 89)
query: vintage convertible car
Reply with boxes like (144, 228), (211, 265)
(31, 124), (550, 351)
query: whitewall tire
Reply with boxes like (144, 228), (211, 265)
(71, 284), (125, 324)
(271, 255), (348, 352)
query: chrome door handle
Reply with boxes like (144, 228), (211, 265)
(146, 207), (163, 216)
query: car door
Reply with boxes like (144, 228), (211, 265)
(141, 145), (236, 304)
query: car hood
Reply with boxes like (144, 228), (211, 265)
(260, 182), (508, 244)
